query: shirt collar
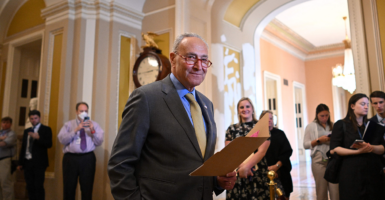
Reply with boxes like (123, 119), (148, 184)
(170, 73), (196, 99)
(377, 114), (384, 123)
(34, 123), (41, 128)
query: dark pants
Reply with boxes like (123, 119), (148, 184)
(63, 152), (96, 200)
(24, 159), (47, 200)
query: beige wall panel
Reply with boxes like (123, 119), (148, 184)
(305, 56), (344, 124)
(92, 18), (111, 200)
(40, 17), (75, 200)
(260, 39), (307, 163)
(142, 8), (175, 45)
(142, 0), (175, 13)
(0, 62), (7, 116)
(47, 33), (62, 174)
(376, 0), (385, 83)
(104, 20), (142, 200)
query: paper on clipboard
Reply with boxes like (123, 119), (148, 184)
(189, 114), (270, 177)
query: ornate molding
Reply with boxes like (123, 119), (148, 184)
(267, 19), (314, 51)
(261, 30), (307, 60)
(41, 0), (144, 29)
(43, 28), (63, 125)
(348, 0), (371, 95)
(370, 0), (384, 90)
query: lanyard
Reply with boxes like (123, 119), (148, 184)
(357, 122), (366, 139)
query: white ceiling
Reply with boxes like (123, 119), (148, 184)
(275, 0), (350, 47)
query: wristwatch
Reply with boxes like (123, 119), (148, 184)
(316, 139), (320, 144)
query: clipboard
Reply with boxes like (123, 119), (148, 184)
(190, 114), (270, 177)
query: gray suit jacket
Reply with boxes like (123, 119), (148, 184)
(108, 75), (221, 200)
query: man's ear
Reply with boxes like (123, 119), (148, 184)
(170, 52), (176, 63)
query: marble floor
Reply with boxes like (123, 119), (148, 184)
(290, 161), (318, 200)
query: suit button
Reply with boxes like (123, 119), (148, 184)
(198, 187), (203, 192)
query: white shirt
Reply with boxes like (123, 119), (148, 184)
(25, 123), (41, 159)
(303, 121), (331, 159)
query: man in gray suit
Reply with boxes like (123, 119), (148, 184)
(108, 33), (236, 200)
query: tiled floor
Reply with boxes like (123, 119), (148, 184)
(290, 161), (317, 200)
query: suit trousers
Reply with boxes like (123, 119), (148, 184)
(63, 152), (95, 200)
(0, 157), (14, 200)
(24, 159), (46, 200)
(311, 151), (339, 200)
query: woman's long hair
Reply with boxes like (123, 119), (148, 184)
(314, 104), (333, 130)
(344, 93), (369, 131)
(237, 97), (257, 125)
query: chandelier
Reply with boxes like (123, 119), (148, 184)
(332, 16), (356, 94)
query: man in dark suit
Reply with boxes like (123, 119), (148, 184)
(369, 91), (385, 197)
(17, 110), (52, 200)
(370, 91), (385, 125)
(108, 33), (236, 200)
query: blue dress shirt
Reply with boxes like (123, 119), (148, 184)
(170, 73), (207, 132)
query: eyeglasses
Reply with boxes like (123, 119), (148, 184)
(175, 52), (213, 68)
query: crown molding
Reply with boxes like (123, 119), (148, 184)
(305, 49), (344, 61)
(41, 0), (144, 29)
(266, 19), (315, 52)
(262, 27), (345, 61)
(261, 29), (307, 60)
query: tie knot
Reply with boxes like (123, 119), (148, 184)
(185, 93), (195, 102)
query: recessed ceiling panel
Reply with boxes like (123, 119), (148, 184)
(224, 0), (261, 27)
(275, 0), (350, 47)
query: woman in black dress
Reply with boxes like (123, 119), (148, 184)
(264, 114), (293, 199)
(330, 93), (385, 200)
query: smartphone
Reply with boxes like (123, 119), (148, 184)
(350, 139), (364, 148)
(353, 139), (364, 144)
(327, 133), (332, 137)
(83, 116), (90, 127)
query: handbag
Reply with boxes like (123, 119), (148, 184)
(324, 150), (342, 183)
(323, 121), (345, 183)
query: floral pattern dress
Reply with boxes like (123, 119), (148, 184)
(225, 121), (271, 200)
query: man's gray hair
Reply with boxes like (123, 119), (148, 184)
(172, 33), (208, 52)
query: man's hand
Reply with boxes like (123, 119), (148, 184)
(75, 121), (85, 132)
(28, 132), (40, 140)
(217, 171), (237, 190)
(0, 135), (7, 141)
(83, 121), (95, 131)
(17, 165), (23, 171)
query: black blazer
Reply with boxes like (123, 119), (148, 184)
(19, 124), (52, 168)
(265, 128), (293, 196)
(370, 115), (380, 124)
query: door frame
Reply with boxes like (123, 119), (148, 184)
(2, 31), (44, 128)
(263, 71), (284, 130)
(292, 81), (308, 164)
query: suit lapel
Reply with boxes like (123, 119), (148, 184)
(195, 93), (215, 161)
(161, 77), (203, 158)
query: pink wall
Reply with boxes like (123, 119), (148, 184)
(260, 39), (307, 163)
(304, 56), (344, 124)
